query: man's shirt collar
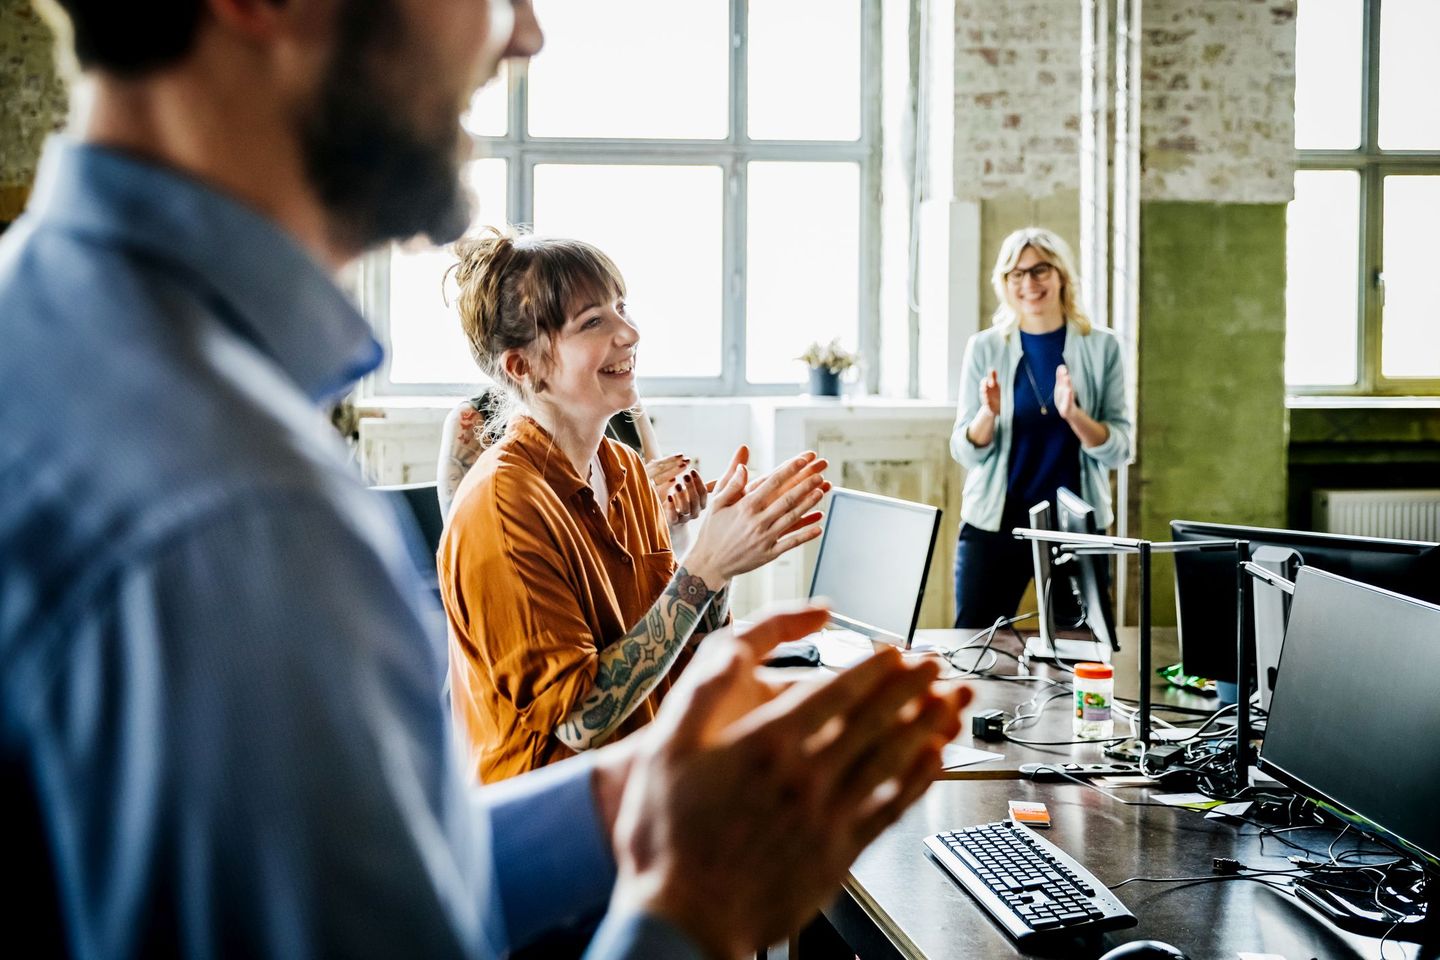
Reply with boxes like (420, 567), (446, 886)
(28, 139), (382, 402)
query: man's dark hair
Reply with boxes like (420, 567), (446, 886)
(53, 0), (205, 75)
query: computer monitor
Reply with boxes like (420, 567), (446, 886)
(1170, 520), (1440, 683)
(1259, 568), (1440, 922)
(807, 488), (942, 649)
(1054, 487), (1118, 653)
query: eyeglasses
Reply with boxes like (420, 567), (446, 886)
(1005, 262), (1055, 285)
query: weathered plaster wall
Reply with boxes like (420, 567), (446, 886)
(1140, 0), (1297, 204)
(953, 1), (1084, 324)
(953, 0), (1082, 200)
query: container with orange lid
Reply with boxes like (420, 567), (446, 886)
(1073, 661), (1114, 740)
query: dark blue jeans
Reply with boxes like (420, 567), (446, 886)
(952, 523), (1092, 629)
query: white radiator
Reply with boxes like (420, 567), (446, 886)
(1313, 489), (1440, 542)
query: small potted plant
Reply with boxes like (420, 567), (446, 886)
(798, 338), (859, 397)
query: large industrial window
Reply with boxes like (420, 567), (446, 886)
(362, 0), (880, 398)
(1287, 0), (1440, 395)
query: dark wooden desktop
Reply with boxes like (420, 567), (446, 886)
(817, 627), (1423, 959)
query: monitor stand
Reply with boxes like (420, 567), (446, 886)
(1294, 866), (1435, 944)
(1024, 634), (1112, 664)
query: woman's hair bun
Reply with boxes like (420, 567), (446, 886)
(449, 225), (524, 344)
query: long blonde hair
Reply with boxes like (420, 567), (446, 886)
(989, 227), (1092, 334)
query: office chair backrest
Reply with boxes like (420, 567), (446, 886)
(372, 481), (444, 593)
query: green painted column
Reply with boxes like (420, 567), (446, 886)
(1133, 201), (1289, 625)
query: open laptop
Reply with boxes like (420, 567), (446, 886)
(806, 488), (942, 665)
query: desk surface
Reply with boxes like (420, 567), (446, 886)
(822, 627), (1423, 959)
(912, 626), (1215, 780)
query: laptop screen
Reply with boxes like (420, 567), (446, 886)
(808, 489), (941, 647)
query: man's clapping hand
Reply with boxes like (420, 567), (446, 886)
(599, 604), (972, 958)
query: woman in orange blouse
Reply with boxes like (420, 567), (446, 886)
(440, 227), (828, 782)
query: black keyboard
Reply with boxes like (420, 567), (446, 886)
(924, 821), (1136, 942)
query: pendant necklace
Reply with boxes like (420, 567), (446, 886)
(1020, 355), (1051, 416)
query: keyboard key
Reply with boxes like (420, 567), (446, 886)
(952, 847), (983, 871)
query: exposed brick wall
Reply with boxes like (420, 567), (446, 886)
(1140, 0), (1296, 203)
(953, 1), (1082, 201)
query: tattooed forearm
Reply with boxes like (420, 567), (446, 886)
(556, 566), (717, 751)
(437, 406), (485, 514)
(696, 584), (730, 635)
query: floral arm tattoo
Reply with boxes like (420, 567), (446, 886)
(696, 584), (731, 636)
(555, 566), (717, 752)
(437, 402), (485, 515)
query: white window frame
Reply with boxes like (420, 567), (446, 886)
(1291, 0), (1440, 397)
(361, 0), (883, 399)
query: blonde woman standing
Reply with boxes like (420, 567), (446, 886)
(949, 227), (1131, 628)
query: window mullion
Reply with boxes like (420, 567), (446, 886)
(1360, 163), (1383, 394)
(512, 64), (533, 226)
(860, 0), (883, 395)
(1363, 0), (1381, 154)
(728, 0), (747, 395)
(1358, 0), (1381, 393)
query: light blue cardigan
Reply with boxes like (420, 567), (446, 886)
(949, 320), (1132, 532)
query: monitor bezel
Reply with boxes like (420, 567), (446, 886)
(1171, 519), (1436, 556)
(1169, 519), (1438, 682)
(806, 488), (942, 650)
(1256, 566), (1440, 875)
(1054, 487), (1118, 651)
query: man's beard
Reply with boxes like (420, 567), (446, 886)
(299, 0), (473, 252)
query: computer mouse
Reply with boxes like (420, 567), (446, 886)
(760, 639), (821, 668)
(1097, 941), (1191, 960)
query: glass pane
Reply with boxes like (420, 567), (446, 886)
(1285, 171), (1360, 387)
(746, 162), (860, 384)
(748, 0), (861, 141)
(1294, 0), (1362, 150)
(1379, 0), (1440, 149)
(1381, 176), (1440, 379)
(527, 0), (728, 139)
(387, 160), (507, 384)
(532, 164), (724, 378)
(462, 63), (507, 138)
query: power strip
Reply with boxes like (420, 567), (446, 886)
(1019, 762), (1141, 781)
